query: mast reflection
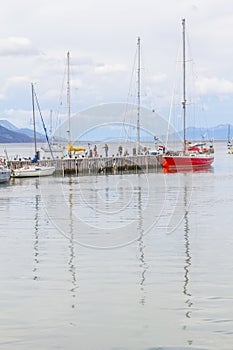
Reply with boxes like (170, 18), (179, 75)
(183, 185), (192, 317)
(33, 179), (40, 281)
(68, 178), (78, 309)
(33, 194), (40, 281)
(137, 185), (148, 306)
(183, 183), (193, 346)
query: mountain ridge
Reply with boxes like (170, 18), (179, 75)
(0, 120), (46, 143)
(0, 119), (231, 143)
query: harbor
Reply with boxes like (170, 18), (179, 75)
(1, 4), (233, 349)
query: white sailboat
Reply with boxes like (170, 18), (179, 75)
(11, 164), (55, 178)
(11, 84), (55, 178)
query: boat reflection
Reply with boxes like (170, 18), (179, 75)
(163, 165), (214, 174)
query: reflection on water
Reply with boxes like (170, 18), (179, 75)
(163, 165), (214, 174)
(137, 186), (148, 306)
(183, 186), (192, 304)
(33, 194), (40, 281)
(68, 178), (78, 309)
(1, 143), (233, 350)
(138, 235), (148, 306)
(182, 184), (193, 346)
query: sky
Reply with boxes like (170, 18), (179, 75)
(1, 0), (233, 136)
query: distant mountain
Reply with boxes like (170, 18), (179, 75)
(0, 120), (19, 132)
(180, 124), (229, 141)
(19, 128), (46, 142)
(0, 118), (231, 143)
(0, 124), (33, 143)
(0, 119), (46, 143)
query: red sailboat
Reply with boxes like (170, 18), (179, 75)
(161, 19), (214, 170)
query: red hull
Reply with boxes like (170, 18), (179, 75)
(162, 155), (214, 169)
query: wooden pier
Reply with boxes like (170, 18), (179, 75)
(10, 155), (162, 176)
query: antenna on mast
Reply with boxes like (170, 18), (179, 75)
(31, 83), (37, 158)
(182, 18), (186, 153)
(136, 36), (141, 155)
(67, 51), (71, 157)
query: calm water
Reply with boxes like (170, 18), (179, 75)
(0, 142), (233, 350)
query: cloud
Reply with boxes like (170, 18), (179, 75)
(3, 108), (32, 128)
(5, 75), (31, 87)
(0, 37), (40, 56)
(0, 75), (31, 102)
(149, 73), (167, 83)
(95, 64), (127, 74)
(1, 1), (233, 127)
(196, 77), (233, 96)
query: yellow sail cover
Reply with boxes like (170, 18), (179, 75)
(68, 143), (86, 152)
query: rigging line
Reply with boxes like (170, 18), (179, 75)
(184, 23), (204, 140)
(120, 46), (138, 143)
(53, 59), (67, 134)
(33, 88), (55, 162)
(140, 48), (154, 111)
(166, 36), (182, 148)
(185, 26), (206, 139)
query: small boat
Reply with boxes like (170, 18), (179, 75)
(11, 165), (55, 178)
(0, 163), (11, 183)
(161, 19), (214, 170)
(11, 84), (56, 178)
(227, 124), (233, 153)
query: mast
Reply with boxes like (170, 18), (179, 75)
(49, 109), (53, 138)
(182, 18), (186, 153)
(67, 51), (71, 157)
(31, 83), (37, 157)
(136, 36), (141, 155)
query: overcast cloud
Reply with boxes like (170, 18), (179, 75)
(0, 0), (233, 130)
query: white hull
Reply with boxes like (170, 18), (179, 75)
(0, 166), (11, 183)
(11, 166), (55, 178)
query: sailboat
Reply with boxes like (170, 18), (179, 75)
(161, 19), (214, 170)
(11, 84), (55, 178)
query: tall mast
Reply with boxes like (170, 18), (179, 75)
(136, 36), (141, 155)
(31, 83), (37, 156)
(67, 51), (71, 156)
(182, 18), (186, 153)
